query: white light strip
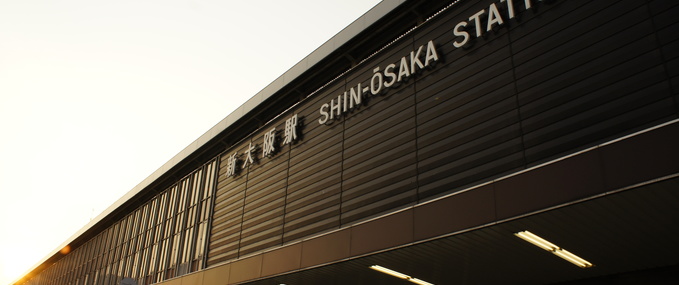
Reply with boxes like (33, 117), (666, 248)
(409, 278), (435, 285)
(515, 231), (559, 251)
(370, 265), (435, 285)
(553, 249), (594, 268)
(514, 231), (594, 268)
(370, 265), (410, 279)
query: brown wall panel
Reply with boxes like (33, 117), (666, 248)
(208, 142), (251, 266)
(494, 151), (606, 220)
(340, 84), (418, 224)
(228, 255), (262, 284)
(283, 82), (345, 244)
(513, 0), (677, 165)
(238, 119), (290, 257)
(300, 229), (350, 268)
(350, 210), (414, 256)
(600, 122), (679, 190)
(414, 185), (496, 241)
(261, 243), (302, 277)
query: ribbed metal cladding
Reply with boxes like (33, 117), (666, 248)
(244, 177), (679, 285)
(205, 0), (679, 270)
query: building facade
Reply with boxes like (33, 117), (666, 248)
(16, 0), (679, 284)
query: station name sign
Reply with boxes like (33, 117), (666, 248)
(317, 40), (439, 125)
(317, 0), (549, 126)
(225, 0), (550, 178)
(452, 0), (546, 48)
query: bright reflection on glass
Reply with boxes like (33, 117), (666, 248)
(514, 230), (594, 268)
(370, 265), (434, 285)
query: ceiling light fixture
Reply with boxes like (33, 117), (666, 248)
(515, 230), (559, 251)
(514, 230), (594, 268)
(409, 278), (435, 285)
(370, 265), (435, 285)
(553, 249), (593, 268)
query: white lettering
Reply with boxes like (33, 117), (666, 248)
(350, 83), (362, 108)
(501, 0), (516, 19)
(318, 103), (329, 124)
(410, 45), (424, 74)
(370, 67), (383, 95)
(316, 40), (440, 125)
(397, 56), (410, 82)
(342, 91), (348, 112)
(469, 9), (486, 37)
(383, 64), (397, 87)
(453, 21), (470, 48)
(262, 128), (276, 157)
(425, 40), (439, 66)
(524, 0), (536, 10)
(283, 114), (298, 145)
(226, 152), (238, 177)
(487, 3), (504, 32)
(330, 95), (341, 120)
(453, 0), (547, 49)
(243, 143), (256, 169)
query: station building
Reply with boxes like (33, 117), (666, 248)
(14, 0), (679, 284)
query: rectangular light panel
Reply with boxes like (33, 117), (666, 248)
(370, 265), (434, 285)
(515, 231), (594, 268)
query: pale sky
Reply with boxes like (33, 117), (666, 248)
(0, 1), (381, 284)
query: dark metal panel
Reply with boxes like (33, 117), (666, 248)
(287, 153), (341, 196)
(284, 210), (341, 243)
(343, 90), (415, 142)
(600, 121), (679, 190)
(650, 1), (679, 31)
(413, 184), (495, 241)
(207, 142), (251, 266)
(337, 59), (417, 198)
(648, 0), (679, 17)
(284, 82), (345, 244)
(299, 229), (351, 268)
(657, 21), (679, 49)
(228, 255), (262, 284)
(244, 155), (288, 191)
(512, 1), (634, 66)
(342, 34), (412, 94)
(519, 62), (666, 131)
(244, 175), (679, 285)
(515, 22), (656, 99)
(494, 150), (606, 220)
(340, 175), (418, 226)
(512, 0), (676, 165)
(411, 6), (522, 199)
(233, 112), (296, 257)
(417, 138), (525, 200)
(513, 1), (652, 99)
(288, 133), (342, 179)
(523, 90), (675, 165)
(668, 55), (679, 78)
(349, 210), (414, 256)
(415, 37), (512, 111)
(261, 243), (302, 277)
(416, 72), (515, 129)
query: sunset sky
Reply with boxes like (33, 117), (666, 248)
(0, 1), (381, 284)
